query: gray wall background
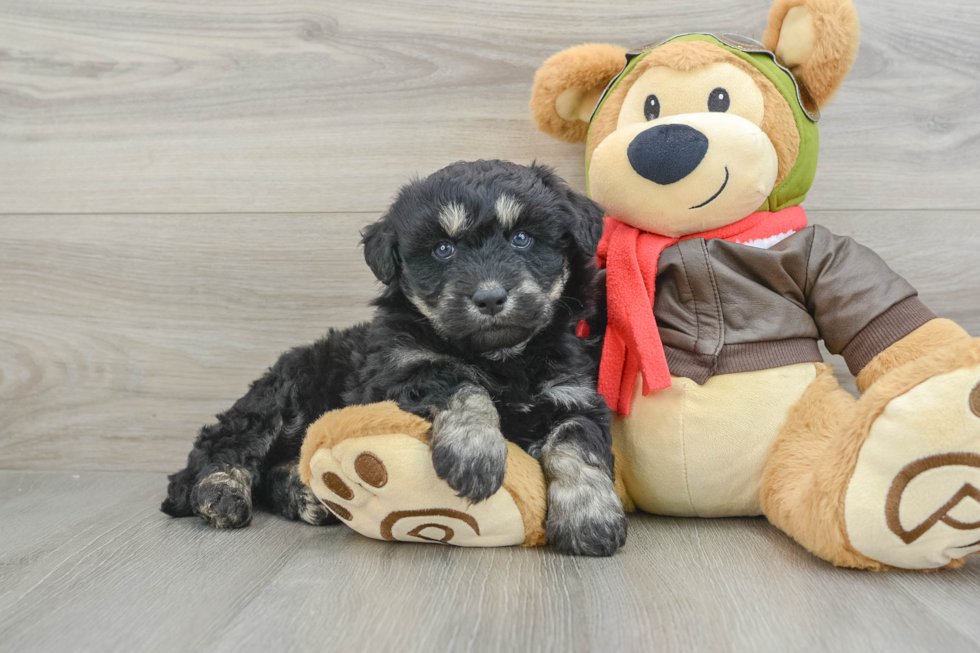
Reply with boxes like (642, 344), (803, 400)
(1, 0), (978, 472)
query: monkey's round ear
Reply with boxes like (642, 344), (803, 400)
(763, 0), (860, 111)
(530, 43), (628, 144)
(361, 218), (399, 285)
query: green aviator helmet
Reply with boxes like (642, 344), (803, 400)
(585, 33), (820, 213)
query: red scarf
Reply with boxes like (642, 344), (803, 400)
(592, 206), (808, 416)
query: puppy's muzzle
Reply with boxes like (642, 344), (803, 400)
(627, 123), (709, 185)
(472, 285), (508, 317)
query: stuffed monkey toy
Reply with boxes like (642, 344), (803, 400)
(302, 0), (980, 570)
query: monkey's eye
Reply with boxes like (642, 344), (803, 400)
(432, 241), (455, 261)
(510, 231), (532, 249)
(644, 94), (661, 120)
(708, 87), (730, 113)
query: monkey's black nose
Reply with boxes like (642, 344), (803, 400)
(472, 286), (508, 316)
(628, 123), (709, 185)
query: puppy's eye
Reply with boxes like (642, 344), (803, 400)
(708, 87), (730, 113)
(644, 94), (660, 120)
(510, 231), (532, 249)
(432, 241), (455, 261)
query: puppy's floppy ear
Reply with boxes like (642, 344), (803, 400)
(532, 163), (606, 257)
(564, 190), (606, 257)
(763, 0), (860, 111)
(360, 217), (399, 285)
(531, 43), (628, 144)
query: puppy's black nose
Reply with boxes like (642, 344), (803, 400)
(472, 286), (508, 317)
(627, 124), (709, 185)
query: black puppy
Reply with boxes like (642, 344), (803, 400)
(162, 160), (627, 556)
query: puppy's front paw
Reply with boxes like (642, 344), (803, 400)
(542, 445), (627, 556)
(546, 495), (627, 557)
(191, 467), (253, 529)
(431, 432), (508, 503)
(431, 387), (508, 503)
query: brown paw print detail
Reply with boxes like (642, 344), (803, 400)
(322, 472), (354, 500)
(380, 509), (480, 544)
(318, 451), (390, 521)
(316, 449), (483, 545)
(321, 499), (352, 521)
(885, 453), (980, 546)
(970, 381), (980, 418)
(354, 452), (387, 487)
(406, 524), (455, 543)
(319, 472), (354, 519)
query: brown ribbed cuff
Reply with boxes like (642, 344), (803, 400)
(664, 338), (823, 384)
(841, 296), (936, 376)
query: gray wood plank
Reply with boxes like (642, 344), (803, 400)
(0, 471), (152, 571)
(0, 471), (977, 653)
(0, 213), (377, 471)
(0, 472), (324, 652)
(1, 211), (978, 472)
(213, 516), (980, 653)
(1, 0), (978, 214)
(816, 211), (980, 395)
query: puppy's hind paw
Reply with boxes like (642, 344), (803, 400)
(192, 468), (253, 529)
(265, 461), (339, 526)
(296, 485), (339, 526)
(161, 467), (197, 517)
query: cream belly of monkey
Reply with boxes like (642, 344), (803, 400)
(613, 363), (817, 517)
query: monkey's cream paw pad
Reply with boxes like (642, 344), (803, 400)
(307, 434), (531, 547)
(846, 366), (980, 569)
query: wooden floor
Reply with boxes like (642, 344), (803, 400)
(2, 0), (980, 650)
(0, 471), (977, 653)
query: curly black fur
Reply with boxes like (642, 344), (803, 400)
(162, 160), (624, 555)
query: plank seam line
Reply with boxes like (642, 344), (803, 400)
(0, 209), (978, 217)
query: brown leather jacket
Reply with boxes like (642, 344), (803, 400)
(593, 225), (935, 384)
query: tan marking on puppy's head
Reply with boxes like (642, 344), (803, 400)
(438, 202), (468, 237)
(494, 194), (523, 228)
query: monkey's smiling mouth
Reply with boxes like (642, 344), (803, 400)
(689, 166), (729, 210)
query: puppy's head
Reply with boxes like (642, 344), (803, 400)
(362, 160), (604, 354)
